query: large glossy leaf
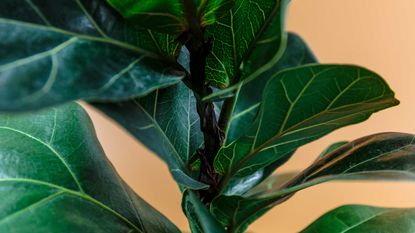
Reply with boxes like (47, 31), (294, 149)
(0, 103), (180, 233)
(301, 205), (415, 233)
(182, 190), (227, 233)
(205, 0), (288, 87)
(107, 0), (234, 34)
(220, 33), (317, 195)
(225, 33), (318, 144)
(215, 65), (399, 188)
(211, 132), (415, 232)
(93, 82), (208, 190)
(0, 0), (184, 112)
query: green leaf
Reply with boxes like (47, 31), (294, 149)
(211, 132), (415, 232)
(106, 0), (186, 34)
(218, 33), (317, 196)
(0, 103), (180, 233)
(92, 82), (208, 190)
(205, 0), (289, 88)
(0, 0), (184, 112)
(107, 0), (234, 34)
(215, 65), (399, 188)
(210, 195), (274, 233)
(182, 190), (227, 233)
(197, 0), (235, 27)
(225, 33), (318, 143)
(301, 205), (415, 233)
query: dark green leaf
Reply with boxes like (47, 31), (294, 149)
(215, 65), (399, 188)
(205, 0), (289, 87)
(301, 205), (415, 233)
(0, 103), (180, 233)
(182, 190), (227, 233)
(211, 132), (415, 232)
(0, 0), (184, 112)
(92, 82), (208, 190)
(218, 33), (317, 195)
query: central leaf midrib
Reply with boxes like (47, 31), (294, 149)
(0, 18), (161, 60)
(0, 126), (83, 192)
(232, 0), (283, 84)
(0, 190), (64, 226)
(229, 94), (396, 178)
(340, 209), (393, 233)
(308, 142), (415, 178)
(132, 100), (186, 168)
(0, 37), (78, 72)
(255, 97), (392, 157)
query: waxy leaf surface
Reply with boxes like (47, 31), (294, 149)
(0, 103), (180, 233)
(215, 65), (399, 186)
(301, 205), (415, 233)
(0, 0), (184, 111)
(107, 0), (234, 34)
(93, 82), (208, 189)
(225, 33), (318, 144)
(220, 33), (317, 195)
(182, 191), (227, 233)
(205, 0), (288, 87)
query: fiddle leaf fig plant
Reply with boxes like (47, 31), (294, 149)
(0, 0), (413, 232)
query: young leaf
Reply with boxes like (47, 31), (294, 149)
(182, 190), (227, 233)
(93, 82), (208, 190)
(106, 0), (186, 34)
(211, 132), (415, 232)
(0, 0), (184, 112)
(301, 205), (415, 233)
(215, 65), (399, 189)
(205, 0), (289, 87)
(0, 103), (180, 233)
(197, 0), (235, 27)
(107, 0), (234, 34)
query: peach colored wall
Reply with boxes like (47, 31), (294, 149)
(84, 0), (415, 232)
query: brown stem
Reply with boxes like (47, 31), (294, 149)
(218, 97), (236, 132)
(184, 32), (224, 204)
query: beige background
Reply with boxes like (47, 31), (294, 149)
(84, 0), (415, 232)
